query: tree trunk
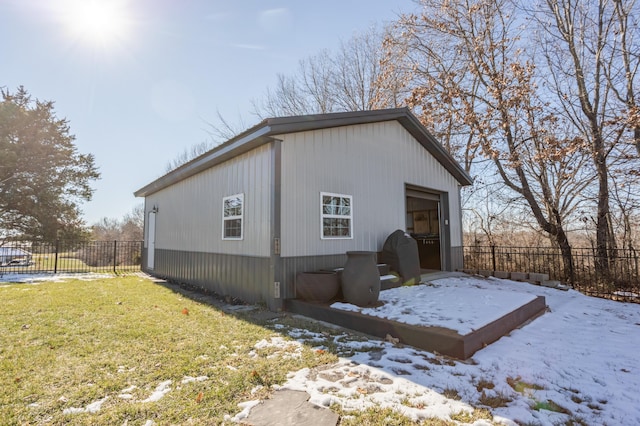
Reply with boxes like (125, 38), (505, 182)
(555, 227), (575, 285)
(593, 135), (612, 283)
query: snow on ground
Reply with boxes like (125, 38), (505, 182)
(62, 396), (109, 414)
(140, 380), (173, 403)
(270, 276), (640, 425)
(4, 272), (639, 424)
(331, 278), (539, 334)
(0, 272), (115, 283)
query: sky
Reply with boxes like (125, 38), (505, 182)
(1, 0), (415, 225)
(3, 272), (639, 423)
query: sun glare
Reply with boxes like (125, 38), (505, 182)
(60, 0), (131, 48)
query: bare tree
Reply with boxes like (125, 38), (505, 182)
(386, 0), (598, 282)
(608, 0), (640, 157)
(121, 204), (144, 241)
(380, 11), (482, 172)
(252, 27), (390, 119)
(164, 140), (215, 174)
(164, 109), (248, 173)
(204, 109), (249, 144)
(533, 0), (640, 280)
(609, 171), (639, 251)
(463, 177), (516, 246)
(332, 28), (389, 111)
(167, 28), (392, 175)
(91, 204), (144, 241)
(252, 73), (315, 118)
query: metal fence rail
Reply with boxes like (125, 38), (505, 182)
(463, 245), (640, 302)
(0, 240), (143, 275)
(4, 239), (638, 303)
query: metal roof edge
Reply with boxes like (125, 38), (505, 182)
(396, 113), (474, 186)
(264, 108), (472, 186)
(134, 125), (273, 197)
(265, 107), (409, 133)
(134, 107), (472, 197)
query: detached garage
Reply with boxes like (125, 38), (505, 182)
(134, 108), (472, 311)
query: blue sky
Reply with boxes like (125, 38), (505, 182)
(2, 0), (414, 225)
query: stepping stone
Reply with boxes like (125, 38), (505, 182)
(243, 390), (339, 426)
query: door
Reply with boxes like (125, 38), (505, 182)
(146, 211), (156, 270)
(406, 187), (442, 271)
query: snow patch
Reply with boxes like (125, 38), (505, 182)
(225, 399), (261, 422)
(181, 375), (208, 384)
(141, 380), (172, 403)
(251, 336), (303, 359)
(63, 396), (108, 414)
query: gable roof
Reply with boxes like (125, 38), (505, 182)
(134, 108), (473, 197)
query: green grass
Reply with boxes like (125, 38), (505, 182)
(26, 253), (91, 271)
(335, 406), (456, 425)
(532, 400), (570, 414)
(4, 276), (573, 425)
(0, 276), (336, 425)
(507, 376), (544, 395)
(450, 408), (493, 423)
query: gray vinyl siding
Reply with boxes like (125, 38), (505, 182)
(279, 121), (463, 257)
(151, 249), (272, 306)
(145, 144), (273, 257)
(451, 246), (464, 272)
(136, 109), (470, 310)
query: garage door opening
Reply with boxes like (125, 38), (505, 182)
(405, 188), (442, 271)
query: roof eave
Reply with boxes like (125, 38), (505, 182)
(397, 113), (474, 186)
(134, 107), (473, 197)
(134, 125), (274, 197)
(267, 108), (472, 186)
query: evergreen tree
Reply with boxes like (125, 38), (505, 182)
(0, 86), (99, 242)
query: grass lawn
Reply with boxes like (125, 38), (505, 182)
(0, 276), (339, 425)
(5, 275), (627, 425)
(33, 254), (92, 271)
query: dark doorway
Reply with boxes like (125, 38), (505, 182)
(405, 189), (442, 271)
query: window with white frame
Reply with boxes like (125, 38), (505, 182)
(222, 193), (244, 240)
(321, 192), (353, 239)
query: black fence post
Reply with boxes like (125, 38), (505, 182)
(491, 245), (496, 272)
(54, 240), (59, 274)
(113, 240), (117, 274)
